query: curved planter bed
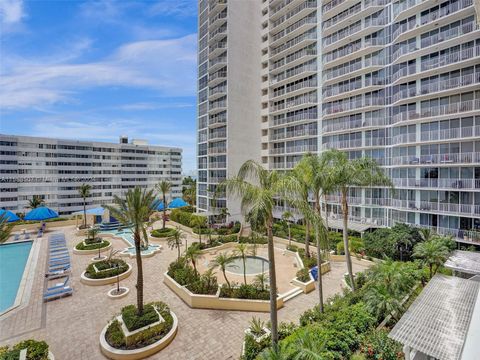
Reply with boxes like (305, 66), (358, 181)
(99, 311), (178, 360)
(107, 287), (130, 299)
(73, 241), (112, 255)
(80, 264), (132, 286)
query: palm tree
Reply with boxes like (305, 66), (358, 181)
(78, 183), (92, 229)
(413, 239), (449, 279)
(325, 149), (393, 291)
(185, 244), (203, 274)
(235, 243), (248, 285)
(104, 187), (158, 315)
(210, 252), (235, 290)
(293, 154), (335, 312)
(0, 213), (14, 244)
(218, 207), (230, 223)
(182, 176), (196, 206)
(27, 195), (44, 209)
(419, 227), (435, 242)
(220, 160), (295, 347)
(155, 180), (171, 229)
(281, 210), (293, 247)
(190, 214), (207, 246)
(167, 226), (186, 260)
(364, 283), (403, 321)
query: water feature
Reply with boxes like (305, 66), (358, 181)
(227, 256), (269, 275)
(100, 228), (160, 256)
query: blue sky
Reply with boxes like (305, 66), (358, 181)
(0, 0), (198, 173)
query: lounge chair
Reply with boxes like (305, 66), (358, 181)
(14, 234), (20, 241)
(45, 265), (71, 279)
(50, 246), (67, 251)
(47, 276), (70, 291)
(49, 258), (70, 265)
(44, 287), (73, 302)
(49, 262), (71, 271)
(24, 233), (30, 240)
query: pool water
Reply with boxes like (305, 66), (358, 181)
(227, 256), (269, 275)
(100, 229), (160, 254)
(0, 241), (33, 313)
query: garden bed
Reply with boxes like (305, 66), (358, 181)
(73, 240), (111, 255)
(0, 339), (55, 360)
(150, 228), (176, 238)
(100, 302), (177, 360)
(81, 259), (132, 286)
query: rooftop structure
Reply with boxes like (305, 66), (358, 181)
(0, 134), (182, 215)
(445, 250), (480, 276)
(389, 274), (480, 360)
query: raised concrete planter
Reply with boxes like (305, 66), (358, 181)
(81, 264), (132, 286)
(73, 241), (112, 255)
(292, 277), (316, 294)
(91, 255), (108, 262)
(164, 272), (284, 312)
(99, 311), (178, 360)
(108, 287), (130, 299)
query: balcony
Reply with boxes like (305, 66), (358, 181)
(271, 47), (317, 74)
(270, 128), (318, 141)
(391, 132), (416, 145)
(392, 99), (480, 124)
(209, 56), (227, 73)
(420, 126), (480, 142)
(323, 96), (384, 117)
(209, 25), (227, 42)
(270, 14), (317, 46)
(209, 10), (227, 31)
(208, 146), (227, 154)
(285, 144), (317, 153)
(209, 0), (227, 14)
(322, 0), (350, 19)
(322, 139), (362, 149)
(209, 130), (227, 141)
(270, 0), (317, 34)
(208, 70), (227, 87)
(270, 28), (317, 60)
(209, 112), (227, 127)
(270, 93), (318, 113)
(420, 46), (480, 73)
(209, 162), (227, 169)
(209, 99), (227, 114)
(322, 116), (386, 134)
(393, 177), (480, 190)
(270, 147), (285, 155)
(270, 60), (317, 87)
(209, 84), (227, 100)
(270, 78), (317, 101)
(270, 110), (318, 127)
(390, 152), (480, 166)
(209, 41), (227, 58)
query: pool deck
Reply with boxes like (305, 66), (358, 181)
(0, 223), (371, 359)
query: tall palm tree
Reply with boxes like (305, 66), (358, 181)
(220, 160), (295, 347)
(167, 226), (186, 260)
(104, 187), (158, 315)
(235, 243), (248, 285)
(419, 227), (435, 242)
(185, 244), (203, 274)
(190, 214), (207, 246)
(290, 165), (312, 259)
(0, 213), (14, 244)
(78, 183), (92, 229)
(325, 149), (393, 291)
(155, 180), (171, 229)
(413, 239), (449, 279)
(295, 153), (335, 312)
(27, 195), (44, 209)
(210, 252), (235, 290)
(281, 210), (293, 247)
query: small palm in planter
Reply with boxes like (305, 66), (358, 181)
(245, 317), (270, 343)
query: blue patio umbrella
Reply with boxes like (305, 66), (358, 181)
(24, 207), (59, 221)
(72, 207), (105, 216)
(168, 198), (188, 209)
(0, 209), (20, 222)
(156, 202), (165, 211)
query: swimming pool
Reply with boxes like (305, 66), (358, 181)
(0, 241), (33, 313)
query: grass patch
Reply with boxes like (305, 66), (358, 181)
(121, 304), (159, 332)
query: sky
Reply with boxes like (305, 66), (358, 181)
(0, 0), (198, 173)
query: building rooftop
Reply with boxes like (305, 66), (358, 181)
(389, 274), (480, 360)
(444, 250), (480, 276)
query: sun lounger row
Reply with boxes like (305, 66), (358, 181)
(44, 233), (73, 301)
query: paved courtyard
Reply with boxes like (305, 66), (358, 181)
(0, 223), (370, 359)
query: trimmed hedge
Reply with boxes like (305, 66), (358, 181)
(219, 284), (270, 300)
(167, 258), (218, 295)
(0, 339), (49, 360)
(122, 304), (159, 332)
(105, 302), (173, 350)
(75, 240), (110, 251)
(84, 259), (129, 279)
(151, 228), (176, 238)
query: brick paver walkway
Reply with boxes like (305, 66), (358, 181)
(0, 225), (370, 359)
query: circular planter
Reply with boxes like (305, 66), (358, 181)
(73, 241), (112, 255)
(100, 311), (178, 360)
(80, 264), (132, 286)
(91, 255), (108, 262)
(108, 287), (130, 299)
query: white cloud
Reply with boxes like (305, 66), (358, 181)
(119, 102), (194, 111)
(0, 34), (197, 109)
(0, 0), (24, 24)
(149, 0), (196, 18)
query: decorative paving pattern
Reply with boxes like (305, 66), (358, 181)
(0, 224), (370, 359)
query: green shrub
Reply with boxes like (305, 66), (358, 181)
(242, 322), (297, 360)
(170, 208), (193, 227)
(151, 228), (176, 238)
(336, 237), (364, 255)
(105, 302), (173, 350)
(360, 329), (403, 360)
(296, 268), (310, 282)
(121, 304), (159, 332)
(0, 339), (49, 360)
(219, 284), (270, 300)
(287, 244), (298, 252)
(186, 270), (218, 295)
(84, 258), (128, 279)
(75, 240), (110, 251)
(167, 257), (197, 286)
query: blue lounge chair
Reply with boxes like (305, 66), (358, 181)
(45, 265), (71, 279)
(47, 276), (70, 291)
(49, 262), (71, 271)
(24, 233), (30, 240)
(50, 246), (67, 251)
(44, 287), (73, 302)
(49, 258), (70, 265)
(13, 234), (20, 241)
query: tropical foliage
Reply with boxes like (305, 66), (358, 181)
(0, 213), (14, 244)
(78, 183), (92, 229)
(155, 180), (171, 229)
(27, 195), (44, 209)
(413, 236), (454, 279)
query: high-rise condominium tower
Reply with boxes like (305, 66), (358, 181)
(197, 0), (480, 245)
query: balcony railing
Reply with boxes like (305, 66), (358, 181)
(323, 97), (384, 115)
(322, 116), (386, 133)
(271, 61), (317, 85)
(420, 126), (480, 142)
(271, 28), (316, 57)
(393, 0), (423, 20)
(390, 152), (480, 166)
(420, 21), (475, 49)
(271, 47), (317, 71)
(285, 144), (317, 153)
(323, 139), (362, 149)
(322, 0), (347, 15)
(271, 14), (317, 43)
(421, 46), (480, 72)
(393, 177), (480, 189)
(392, 99), (480, 123)
(271, 1), (317, 31)
(271, 110), (318, 127)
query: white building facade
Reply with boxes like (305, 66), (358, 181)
(0, 135), (182, 215)
(197, 0), (480, 244)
